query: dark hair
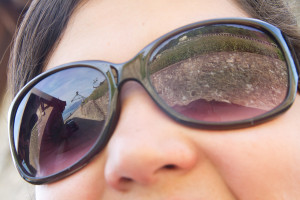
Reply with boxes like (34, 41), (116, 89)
(0, 0), (28, 102)
(8, 0), (300, 96)
(9, 0), (82, 96)
(236, 0), (300, 63)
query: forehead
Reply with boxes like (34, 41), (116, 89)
(45, 0), (249, 70)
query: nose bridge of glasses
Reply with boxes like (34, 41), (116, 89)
(113, 54), (147, 86)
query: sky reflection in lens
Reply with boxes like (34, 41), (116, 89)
(34, 67), (106, 119)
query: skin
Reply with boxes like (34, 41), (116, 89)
(36, 0), (300, 199)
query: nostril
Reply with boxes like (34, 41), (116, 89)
(164, 164), (177, 169)
(120, 177), (133, 183)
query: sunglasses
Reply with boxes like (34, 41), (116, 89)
(8, 18), (299, 184)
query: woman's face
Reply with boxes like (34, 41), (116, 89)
(37, 0), (300, 199)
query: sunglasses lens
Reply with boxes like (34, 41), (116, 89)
(149, 24), (288, 122)
(13, 67), (109, 177)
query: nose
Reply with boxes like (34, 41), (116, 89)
(104, 81), (198, 190)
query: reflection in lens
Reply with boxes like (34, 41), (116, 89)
(149, 24), (288, 122)
(15, 67), (109, 177)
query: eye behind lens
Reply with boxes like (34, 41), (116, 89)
(148, 24), (288, 123)
(14, 67), (110, 177)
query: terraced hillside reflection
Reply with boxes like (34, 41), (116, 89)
(149, 24), (288, 122)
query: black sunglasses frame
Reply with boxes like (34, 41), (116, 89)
(8, 18), (299, 184)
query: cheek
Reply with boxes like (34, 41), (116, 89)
(193, 116), (300, 199)
(35, 152), (110, 200)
